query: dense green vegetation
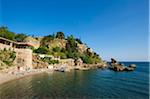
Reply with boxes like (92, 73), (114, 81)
(33, 46), (49, 54)
(38, 33), (102, 64)
(0, 48), (16, 70)
(41, 57), (59, 64)
(0, 26), (27, 42)
(15, 33), (27, 42)
(0, 26), (102, 64)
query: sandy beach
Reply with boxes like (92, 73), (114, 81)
(0, 63), (107, 85)
(0, 68), (53, 85)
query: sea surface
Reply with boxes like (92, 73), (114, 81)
(0, 62), (149, 99)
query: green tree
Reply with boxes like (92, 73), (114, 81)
(64, 35), (86, 59)
(56, 32), (65, 39)
(15, 33), (27, 42)
(66, 35), (78, 52)
(33, 46), (49, 54)
(52, 47), (61, 52)
(76, 38), (83, 44)
(0, 26), (15, 40)
(81, 55), (93, 64)
(65, 35), (80, 59)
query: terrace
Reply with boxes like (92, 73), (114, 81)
(0, 37), (33, 49)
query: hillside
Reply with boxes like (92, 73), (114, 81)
(0, 26), (103, 65)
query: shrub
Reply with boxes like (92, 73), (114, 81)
(52, 47), (61, 52)
(66, 35), (78, 52)
(49, 60), (59, 64)
(15, 33), (27, 42)
(76, 38), (83, 44)
(42, 57), (59, 64)
(81, 55), (93, 64)
(0, 26), (16, 40)
(58, 52), (67, 59)
(0, 49), (16, 66)
(56, 32), (65, 39)
(33, 46), (49, 54)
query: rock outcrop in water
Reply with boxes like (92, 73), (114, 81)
(109, 58), (136, 71)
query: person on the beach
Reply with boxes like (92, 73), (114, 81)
(17, 66), (20, 72)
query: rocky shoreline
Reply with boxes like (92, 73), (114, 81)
(0, 62), (107, 85)
(51, 63), (107, 72)
(0, 58), (137, 85)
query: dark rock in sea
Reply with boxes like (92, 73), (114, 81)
(129, 64), (136, 68)
(124, 67), (134, 71)
(109, 58), (136, 72)
(111, 58), (117, 63)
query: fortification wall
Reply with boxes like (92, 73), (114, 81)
(14, 49), (32, 69)
(0, 43), (33, 69)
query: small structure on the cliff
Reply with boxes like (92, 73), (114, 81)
(0, 37), (33, 71)
(24, 36), (40, 49)
(109, 58), (136, 71)
(0, 37), (34, 49)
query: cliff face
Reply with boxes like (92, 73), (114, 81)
(44, 39), (67, 50)
(77, 43), (88, 53)
(32, 54), (49, 69)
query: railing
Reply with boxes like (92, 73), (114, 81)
(0, 37), (33, 49)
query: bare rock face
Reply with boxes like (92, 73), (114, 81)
(77, 43), (88, 53)
(109, 58), (136, 72)
(32, 54), (49, 69)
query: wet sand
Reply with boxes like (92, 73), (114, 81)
(0, 69), (53, 85)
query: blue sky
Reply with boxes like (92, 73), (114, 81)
(0, 0), (149, 61)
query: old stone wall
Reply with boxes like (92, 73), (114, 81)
(14, 49), (32, 69)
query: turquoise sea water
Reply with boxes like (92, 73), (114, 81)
(0, 62), (149, 99)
